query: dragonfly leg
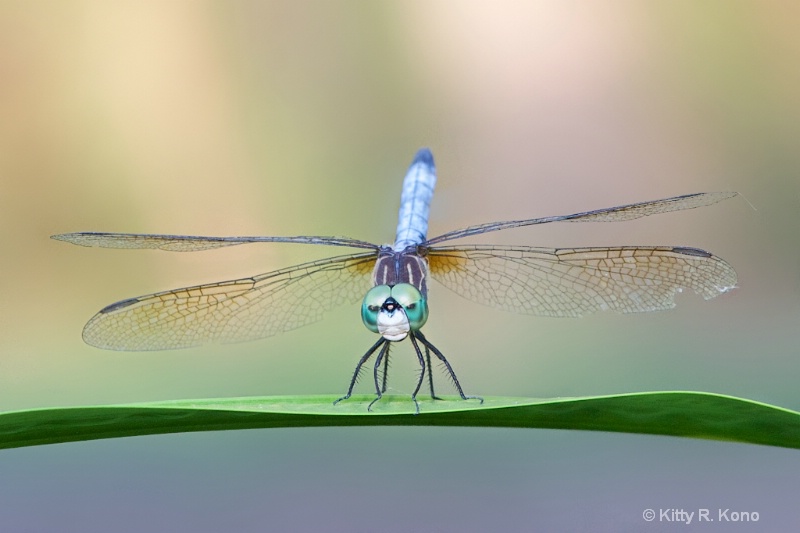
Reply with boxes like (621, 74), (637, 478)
(421, 343), (443, 401)
(407, 334), (433, 415)
(368, 342), (392, 412)
(414, 331), (483, 404)
(334, 337), (386, 406)
(380, 346), (390, 394)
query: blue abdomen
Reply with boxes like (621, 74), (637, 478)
(393, 148), (437, 250)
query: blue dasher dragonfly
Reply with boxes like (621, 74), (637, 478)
(53, 148), (737, 412)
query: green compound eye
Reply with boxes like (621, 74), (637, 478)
(390, 283), (428, 330)
(361, 284), (429, 334)
(361, 285), (392, 333)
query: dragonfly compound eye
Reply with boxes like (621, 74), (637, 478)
(390, 283), (428, 331)
(361, 285), (392, 333)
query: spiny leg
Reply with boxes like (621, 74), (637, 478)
(334, 337), (387, 405)
(380, 346), (390, 394)
(422, 343), (442, 400)
(414, 330), (483, 404)
(368, 342), (392, 411)
(407, 334), (431, 415)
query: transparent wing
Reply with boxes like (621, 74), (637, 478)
(425, 192), (737, 245)
(52, 232), (378, 251)
(428, 245), (737, 317)
(82, 252), (378, 350)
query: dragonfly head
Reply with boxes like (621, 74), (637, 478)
(361, 283), (428, 341)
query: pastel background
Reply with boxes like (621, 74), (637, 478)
(1, 1), (798, 531)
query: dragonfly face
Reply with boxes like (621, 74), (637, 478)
(361, 283), (429, 341)
(52, 147), (738, 414)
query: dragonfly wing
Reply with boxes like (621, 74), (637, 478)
(82, 252), (377, 350)
(561, 191), (738, 223)
(52, 232), (378, 251)
(428, 245), (736, 317)
(425, 192), (737, 245)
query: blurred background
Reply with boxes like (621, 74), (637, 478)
(1, 0), (798, 531)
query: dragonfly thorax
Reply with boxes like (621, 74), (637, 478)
(372, 246), (430, 296)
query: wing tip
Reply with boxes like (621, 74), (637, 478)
(51, 232), (107, 247)
(672, 246), (712, 258)
(99, 297), (140, 314)
(51, 233), (76, 243)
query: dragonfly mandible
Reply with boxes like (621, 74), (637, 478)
(53, 149), (738, 413)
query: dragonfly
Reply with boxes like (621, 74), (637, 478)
(53, 148), (738, 413)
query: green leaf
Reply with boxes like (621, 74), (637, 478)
(1, 392), (798, 450)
